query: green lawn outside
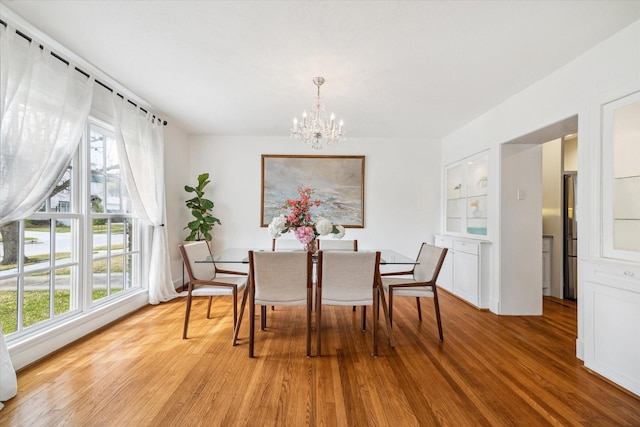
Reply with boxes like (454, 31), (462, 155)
(1, 223), (127, 333)
(0, 289), (109, 334)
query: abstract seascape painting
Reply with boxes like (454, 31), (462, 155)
(261, 155), (365, 227)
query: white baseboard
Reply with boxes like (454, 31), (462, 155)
(490, 298), (500, 314)
(576, 338), (584, 361)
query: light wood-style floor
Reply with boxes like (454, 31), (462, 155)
(2, 291), (639, 426)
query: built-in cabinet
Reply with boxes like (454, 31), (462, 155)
(583, 90), (640, 397)
(582, 259), (640, 396)
(602, 91), (640, 262)
(434, 235), (490, 309)
(435, 236), (454, 292)
(445, 152), (488, 237)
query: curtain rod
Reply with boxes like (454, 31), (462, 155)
(0, 18), (168, 126)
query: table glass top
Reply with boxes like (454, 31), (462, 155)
(196, 248), (416, 265)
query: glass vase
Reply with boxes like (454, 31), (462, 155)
(304, 239), (318, 254)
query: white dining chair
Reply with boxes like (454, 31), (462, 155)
(271, 238), (303, 251)
(380, 243), (448, 343)
(317, 239), (358, 251)
(179, 241), (248, 345)
(267, 238), (306, 318)
(245, 251), (313, 358)
(318, 239), (358, 311)
(316, 250), (382, 356)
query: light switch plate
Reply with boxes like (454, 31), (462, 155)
(517, 189), (526, 200)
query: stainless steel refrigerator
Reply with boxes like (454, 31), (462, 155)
(563, 173), (578, 300)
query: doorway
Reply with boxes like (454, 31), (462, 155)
(542, 133), (579, 301)
(499, 115), (578, 314)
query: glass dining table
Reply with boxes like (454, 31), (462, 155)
(196, 247), (417, 266)
(195, 247), (415, 350)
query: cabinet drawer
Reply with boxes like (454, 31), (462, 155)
(583, 260), (640, 291)
(453, 240), (479, 255)
(434, 235), (453, 249)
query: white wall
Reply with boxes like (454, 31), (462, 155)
(182, 136), (441, 275)
(443, 19), (639, 304)
(441, 19), (640, 393)
(500, 143), (542, 315)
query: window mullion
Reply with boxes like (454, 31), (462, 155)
(82, 122), (93, 311)
(49, 222), (56, 319)
(16, 220), (25, 334)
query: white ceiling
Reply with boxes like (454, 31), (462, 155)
(2, 1), (640, 139)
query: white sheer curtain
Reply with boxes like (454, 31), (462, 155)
(0, 25), (94, 225)
(112, 94), (177, 304)
(0, 24), (94, 408)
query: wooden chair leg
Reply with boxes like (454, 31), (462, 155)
(432, 286), (444, 341)
(249, 294), (255, 357)
(316, 288), (323, 356)
(372, 287), (378, 356)
(233, 286), (248, 346)
(361, 306), (367, 331)
(306, 288), (312, 358)
(388, 289), (394, 328)
(232, 288), (238, 327)
(260, 305), (267, 330)
(206, 296), (213, 319)
(183, 294), (193, 339)
(416, 297), (422, 321)
(379, 286), (394, 348)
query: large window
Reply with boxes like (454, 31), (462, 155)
(0, 119), (142, 339)
(89, 122), (140, 303)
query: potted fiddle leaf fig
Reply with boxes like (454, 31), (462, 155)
(184, 173), (221, 241)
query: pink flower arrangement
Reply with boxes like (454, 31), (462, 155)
(268, 187), (345, 244)
(294, 226), (316, 244)
(283, 187), (322, 229)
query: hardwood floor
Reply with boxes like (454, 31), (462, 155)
(2, 291), (638, 426)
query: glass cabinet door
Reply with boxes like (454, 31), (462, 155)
(445, 164), (464, 233)
(444, 152), (488, 237)
(603, 91), (640, 262)
(466, 155), (488, 235)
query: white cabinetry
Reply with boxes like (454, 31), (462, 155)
(602, 91), (640, 262)
(434, 235), (453, 292)
(582, 91), (640, 397)
(444, 152), (489, 237)
(434, 235), (490, 309)
(583, 259), (640, 396)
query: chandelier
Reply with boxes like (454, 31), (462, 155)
(290, 77), (344, 150)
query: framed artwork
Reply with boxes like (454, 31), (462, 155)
(261, 155), (365, 228)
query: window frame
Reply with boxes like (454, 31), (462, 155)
(1, 116), (144, 342)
